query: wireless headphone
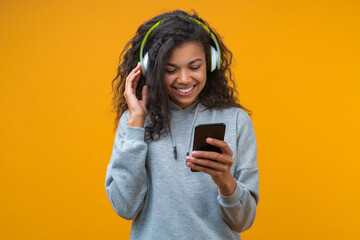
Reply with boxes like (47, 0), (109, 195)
(139, 17), (221, 76)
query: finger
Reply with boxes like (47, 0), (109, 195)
(191, 150), (228, 164)
(125, 63), (141, 86)
(187, 156), (227, 171)
(140, 85), (148, 115)
(131, 69), (142, 89)
(141, 85), (147, 103)
(186, 161), (218, 176)
(125, 69), (141, 95)
(206, 138), (233, 156)
(127, 62), (141, 77)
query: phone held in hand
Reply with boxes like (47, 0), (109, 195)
(191, 123), (226, 172)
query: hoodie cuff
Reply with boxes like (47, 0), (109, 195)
(125, 126), (145, 142)
(218, 182), (245, 207)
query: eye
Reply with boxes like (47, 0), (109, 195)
(165, 69), (176, 73)
(189, 66), (200, 71)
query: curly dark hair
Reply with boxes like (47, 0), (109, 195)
(111, 9), (252, 139)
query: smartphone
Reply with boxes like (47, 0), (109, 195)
(190, 123), (226, 172)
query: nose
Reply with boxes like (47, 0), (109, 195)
(177, 69), (191, 84)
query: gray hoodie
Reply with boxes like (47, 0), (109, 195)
(105, 102), (259, 239)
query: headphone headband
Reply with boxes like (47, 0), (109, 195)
(139, 18), (167, 72)
(139, 17), (221, 76)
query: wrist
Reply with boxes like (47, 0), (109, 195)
(218, 175), (237, 196)
(127, 115), (145, 128)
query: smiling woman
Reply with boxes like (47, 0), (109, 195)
(105, 9), (259, 240)
(164, 42), (207, 109)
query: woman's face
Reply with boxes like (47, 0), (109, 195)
(164, 42), (207, 109)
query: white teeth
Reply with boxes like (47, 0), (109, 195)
(176, 86), (194, 93)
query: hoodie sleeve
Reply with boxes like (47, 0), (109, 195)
(217, 110), (259, 233)
(105, 112), (148, 220)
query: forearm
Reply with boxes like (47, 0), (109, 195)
(105, 126), (148, 220)
(217, 178), (258, 233)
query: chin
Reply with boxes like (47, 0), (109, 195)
(176, 99), (197, 109)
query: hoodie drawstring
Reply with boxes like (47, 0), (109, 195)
(169, 103), (200, 160)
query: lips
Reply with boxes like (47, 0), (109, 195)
(176, 86), (194, 93)
(172, 85), (197, 96)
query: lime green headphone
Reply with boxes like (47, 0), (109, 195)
(139, 17), (221, 76)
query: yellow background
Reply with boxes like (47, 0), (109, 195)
(1, 0), (359, 239)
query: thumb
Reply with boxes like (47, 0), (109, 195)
(141, 85), (148, 105)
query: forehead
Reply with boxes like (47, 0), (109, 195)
(167, 42), (205, 64)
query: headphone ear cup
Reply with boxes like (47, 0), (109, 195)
(142, 52), (149, 75)
(210, 46), (218, 72)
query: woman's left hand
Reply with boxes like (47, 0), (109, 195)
(186, 138), (237, 196)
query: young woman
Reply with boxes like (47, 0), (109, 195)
(105, 10), (259, 239)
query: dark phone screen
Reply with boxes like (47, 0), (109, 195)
(191, 123), (226, 172)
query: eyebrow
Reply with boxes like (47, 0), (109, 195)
(166, 58), (203, 67)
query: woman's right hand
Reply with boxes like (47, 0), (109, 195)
(124, 62), (148, 128)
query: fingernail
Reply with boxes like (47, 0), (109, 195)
(207, 138), (213, 142)
(192, 151), (198, 156)
(186, 156), (191, 161)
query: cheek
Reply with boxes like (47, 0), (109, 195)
(196, 71), (207, 85)
(164, 77), (173, 93)
(164, 76), (170, 86)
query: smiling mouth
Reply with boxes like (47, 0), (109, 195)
(175, 85), (194, 93)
